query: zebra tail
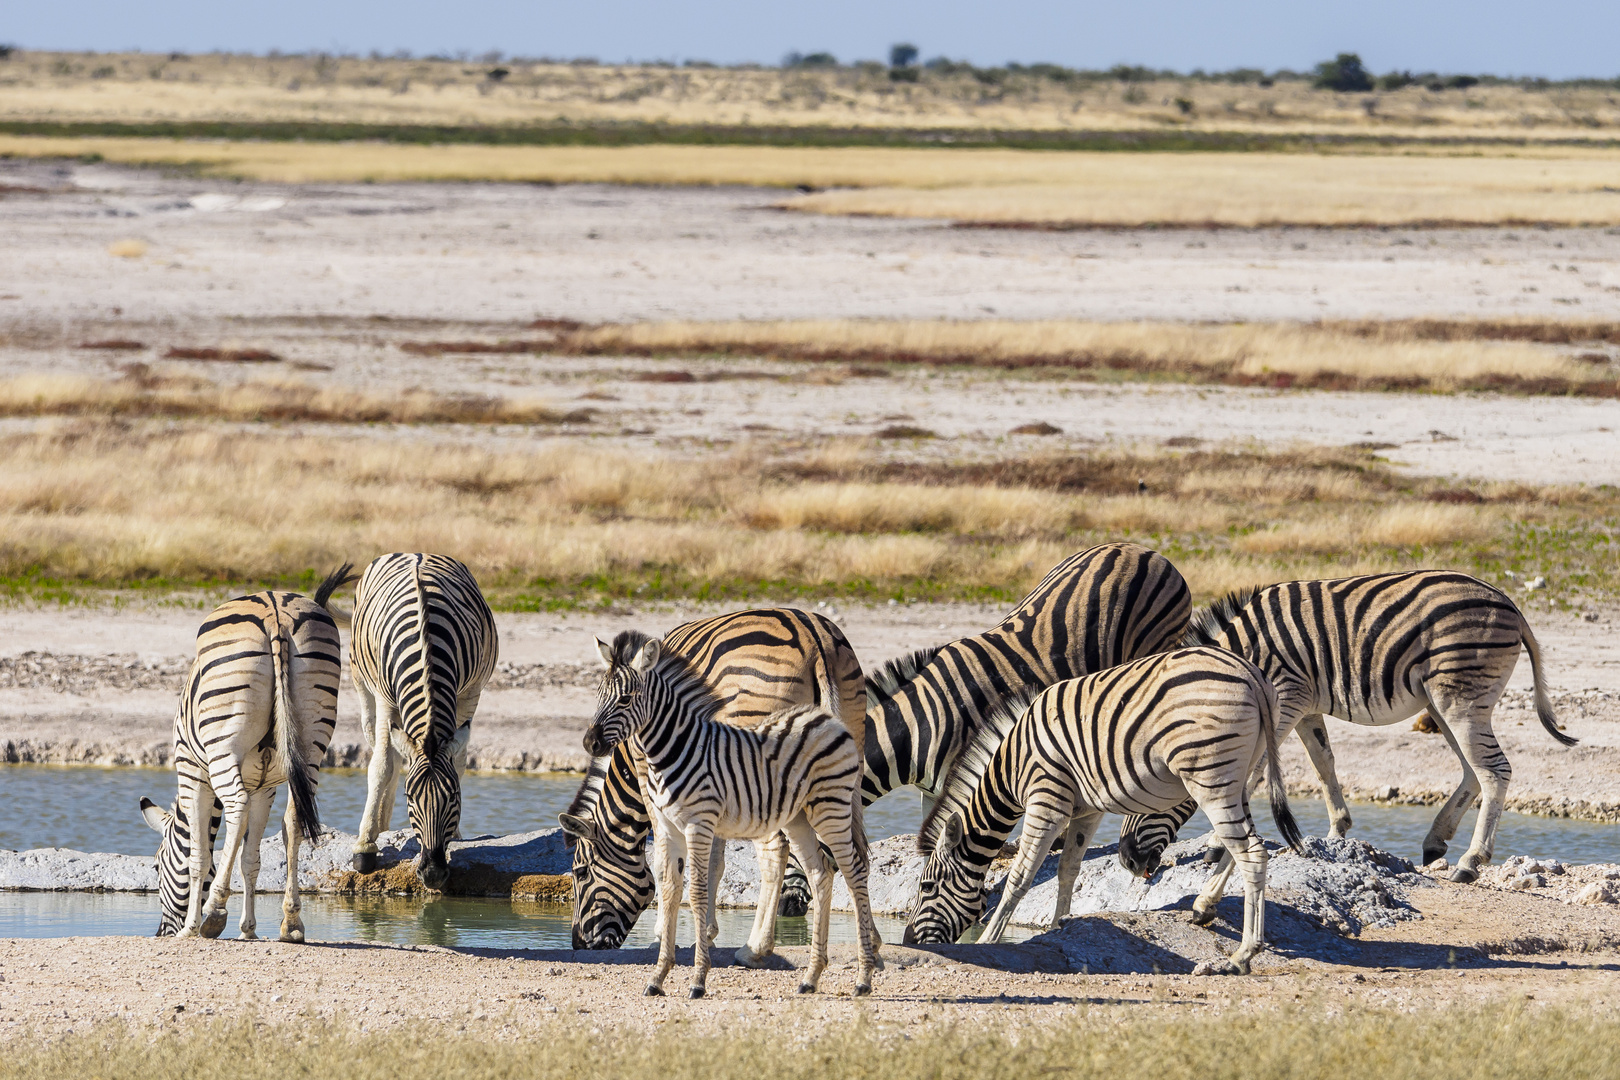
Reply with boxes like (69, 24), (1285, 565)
(313, 562), (357, 611)
(1259, 684), (1305, 855)
(271, 620), (321, 843)
(1518, 613), (1576, 747)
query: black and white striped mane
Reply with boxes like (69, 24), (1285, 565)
(917, 692), (1032, 855)
(606, 628), (726, 725)
(565, 755), (612, 820)
(1181, 586), (1260, 648)
(864, 646), (942, 706)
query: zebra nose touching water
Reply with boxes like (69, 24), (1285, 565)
(137, 565), (353, 940)
(347, 552), (498, 890)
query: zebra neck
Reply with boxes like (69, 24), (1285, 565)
(634, 678), (712, 775)
(958, 777), (1023, 873)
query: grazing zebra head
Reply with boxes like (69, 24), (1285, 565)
(558, 751), (655, 950)
(583, 631), (666, 756)
(138, 795), (220, 937)
(906, 812), (989, 945)
(1115, 797), (1199, 878)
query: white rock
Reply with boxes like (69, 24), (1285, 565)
(1575, 882), (1618, 905)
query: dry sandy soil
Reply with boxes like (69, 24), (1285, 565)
(0, 597), (1616, 820)
(0, 878), (1617, 1038)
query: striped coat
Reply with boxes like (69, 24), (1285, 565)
(905, 647), (1302, 974)
(139, 566), (351, 939)
(1120, 571), (1571, 883)
(348, 552), (498, 888)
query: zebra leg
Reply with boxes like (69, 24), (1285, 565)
(982, 802), (1068, 944)
(236, 788), (275, 940)
(1051, 809), (1105, 928)
(778, 848), (811, 917)
(1223, 833), (1270, 975)
(176, 777), (216, 939)
(645, 819), (685, 997)
(1421, 717), (1482, 867)
(807, 803), (879, 996)
(1436, 705), (1512, 884)
(352, 682), (393, 873)
(685, 827), (717, 998)
(1191, 790), (1267, 972)
(735, 833), (787, 968)
(279, 790), (307, 943)
(198, 791), (250, 939)
(1295, 714), (1352, 838)
(782, 813), (833, 994)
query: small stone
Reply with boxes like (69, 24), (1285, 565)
(270, 994), (283, 1003)
(1511, 873), (1545, 890)
(1575, 883), (1618, 905)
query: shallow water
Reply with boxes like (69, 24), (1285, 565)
(3, 764), (1614, 866)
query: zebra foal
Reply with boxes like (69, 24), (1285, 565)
(562, 608), (866, 960)
(138, 565), (353, 939)
(1119, 572), (1573, 883)
(583, 636), (880, 998)
(904, 647), (1303, 975)
(349, 552), (498, 888)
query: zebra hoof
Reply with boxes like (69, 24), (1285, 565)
(237, 929), (258, 941)
(1422, 844), (1447, 866)
(1192, 959), (1244, 977)
(731, 943), (771, 969)
(1202, 847), (1224, 866)
(796, 983), (816, 995)
(279, 927), (306, 944)
(688, 986), (705, 1000)
(853, 983), (871, 997)
(352, 851), (379, 874)
(1449, 866), (1479, 885)
(199, 911), (228, 939)
(1188, 906), (1217, 928)
(644, 984), (665, 997)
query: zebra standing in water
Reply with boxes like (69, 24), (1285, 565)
(905, 648), (1304, 974)
(349, 552), (498, 888)
(583, 640), (880, 998)
(562, 543), (1191, 948)
(1118, 572), (1574, 884)
(138, 565), (353, 939)
(560, 608), (865, 958)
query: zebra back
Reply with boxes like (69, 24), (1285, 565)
(864, 542), (1190, 800)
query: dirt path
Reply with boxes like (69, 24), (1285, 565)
(1, 874), (1616, 1038)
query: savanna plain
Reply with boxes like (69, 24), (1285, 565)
(1, 52), (1620, 1076)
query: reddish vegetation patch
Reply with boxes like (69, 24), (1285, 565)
(77, 339), (146, 351)
(528, 317), (586, 332)
(1010, 421), (1062, 436)
(1428, 488), (1486, 504)
(633, 370), (697, 383)
(1329, 319), (1620, 346)
(875, 424), (938, 439)
(164, 347), (281, 363)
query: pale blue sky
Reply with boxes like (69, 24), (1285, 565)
(8, 0), (1617, 80)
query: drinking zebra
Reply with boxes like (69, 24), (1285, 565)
(560, 607), (866, 959)
(1117, 572), (1573, 884)
(904, 647), (1304, 975)
(349, 552), (498, 888)
(562, 542), (1191, 949)
(138, 565), (354, 939)
(583, 639), (880, 998)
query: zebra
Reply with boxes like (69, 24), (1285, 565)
(582, 636), (880, 998)
(559, 608), (866, 958)
(904, 647), (1304, 975)
(137, 565), (353, 939)
(560, 542), (1191, 948)
(348, 552), (498, 888)
(1116, 571), (1574, 884)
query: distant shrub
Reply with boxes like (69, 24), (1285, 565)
(1122, 85), (1147, 104)
(889, 66), (919, 82)
(486, 67), (509, 82)
(783, 51), (837, 68)
(1174, 96), (1195, 115)
(1448, 74), (1480, 89)
(889, 43), (919, 69)
(1109, 64), (1156, 83)
(1313, 53), (1374, 92)
(923, 57), (974, 76)
(1380, 70), (1416, 90)
(0, 44), (15, 60)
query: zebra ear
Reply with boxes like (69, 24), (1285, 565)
(557, 813), (598, 843)
(630, 638), (661, 674)
(139, 797), (171, 833)
(594, 637), (615, 668)
(942, 813), (965, 851)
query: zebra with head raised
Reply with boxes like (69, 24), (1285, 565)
(583, 638), (879, 998)
(138, 564), (354, 939)
(904, 647), (1304, 973)
(561, 543), (1191, 949)
(348, 552), (498, 888)
(1116, 572), (1574, 884)
(560, 607), (866, 960)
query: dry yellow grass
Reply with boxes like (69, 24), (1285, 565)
(7, 50), (1620, 137)
(5, 136), (1620, 226)
(571, 319), (1603, 388)
(0, 372), (582, 424)
(0, 423), (1578, 602)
